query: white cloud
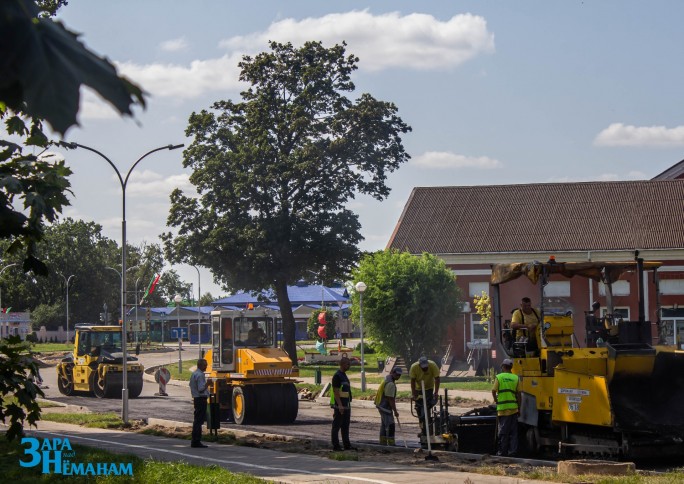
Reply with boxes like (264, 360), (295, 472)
(111, 11), (494, 101)
(412, 151), (502, 169)
(220, 10), (494, 71)
(126, 170), (194, 197)
(160, 37), (189, 52)
(594, 123), (684, 147)
(116, 54), (244, 99)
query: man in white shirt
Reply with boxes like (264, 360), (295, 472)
(189, 358), (212, 448)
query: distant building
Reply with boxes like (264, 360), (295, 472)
(1, 312), (32, 340)
(212, 282), (352, 339)
(387, 178), (684, 366)
(652, 159), (684, 180)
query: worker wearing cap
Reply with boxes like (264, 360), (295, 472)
(409, 356), (441, 427)
(376, 366), (402, 445)
(492, 358), (521, 456)
(511, 297), (540, 355)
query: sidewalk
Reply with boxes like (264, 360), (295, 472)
(26, 420), (553, 484)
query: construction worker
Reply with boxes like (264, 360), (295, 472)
(189, 358), (213, 448)
(376, 366), (402, 445)
(409, 356), (440, 432)
(492, 358), (521, 456)
(510, 297), (540, 355)
(330, 356), (356, 451)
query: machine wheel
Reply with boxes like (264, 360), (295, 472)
(129, 374), (143, 398)
(232, 386), (254, 425)
(57, 366), (74, 396)
(91, 370), (106, 398)
(281, 383), (298, 424)
(254, 385), (274, 424)
(525, 426), (541, 456)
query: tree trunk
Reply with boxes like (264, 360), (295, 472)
(275, 278), (298, 366)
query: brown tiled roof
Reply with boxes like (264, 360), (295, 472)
(387, 180), (684, 254)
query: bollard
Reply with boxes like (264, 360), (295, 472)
(314, 367), (322, 385)
(207, 393), (220, 436)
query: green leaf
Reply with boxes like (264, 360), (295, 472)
(0, 0), (146, 135)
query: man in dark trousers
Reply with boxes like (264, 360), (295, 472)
(330, 356), (356, 451)
(492, 358), (521, 456)
(189, 358), (212, 448)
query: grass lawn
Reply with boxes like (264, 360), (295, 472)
(0, 437), (266, 483)
(165, 359), (195, 381)
(30, 342), (72, 353)
(41, 412), (130, 429)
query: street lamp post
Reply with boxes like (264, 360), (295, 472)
(61, 141), (184, 424)
(0, 263), (18, 338)
(57, 273), (75, 343)
(161, 311), (165, 347)
(134, 276), (146, 348)
(355, 281), (367, 392)
(174, 294), (183, 373)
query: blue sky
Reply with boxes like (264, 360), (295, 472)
(50, 1), (684, 297)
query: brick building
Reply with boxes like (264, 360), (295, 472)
(387, 178), (684, 366)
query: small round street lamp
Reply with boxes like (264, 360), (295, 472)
(174, 294), (183, 374)
(355, 281), (367, 392)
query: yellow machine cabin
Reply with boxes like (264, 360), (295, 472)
(205, 307), (299, 424)
(491, 257), (684, 458)
(56, 325), (144, 398)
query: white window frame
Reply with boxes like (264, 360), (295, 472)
(660, 280), (684, 295)
(601, 307), (630, 321)
(543, 281), (571, 297)
(470, 313), (490, 343)
(469, 282), (489, 298)
(599, 280), (630, 296)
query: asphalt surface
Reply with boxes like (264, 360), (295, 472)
(41, 348), (432, 446)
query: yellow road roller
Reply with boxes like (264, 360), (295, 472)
(56, 324), (144, 398)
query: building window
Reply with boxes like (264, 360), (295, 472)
(470, 313), (489, 343)
(660, 280), (684, 295)
(601, 307), (630, 321)
(469, 282), (489, 298)
(599, 280), (630, 296)
(660, 308), (684, 348)
(543, 281), (571, 297)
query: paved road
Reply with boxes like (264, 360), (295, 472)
(41, 350), (426, 447)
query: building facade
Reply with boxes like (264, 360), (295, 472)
(387, 179), (684, 366)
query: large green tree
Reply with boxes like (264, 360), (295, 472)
(351, 250), (462, 364)
(164, 41), (411, 364)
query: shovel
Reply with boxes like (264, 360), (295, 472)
(395, 416), (408, 448)
(421, 380), (439, 461)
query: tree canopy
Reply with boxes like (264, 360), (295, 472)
(351, 250), (462, 364)
(164, 41), (411, 364)
(0, 219), (191, 329)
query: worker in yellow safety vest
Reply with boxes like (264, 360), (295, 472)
(330, 356), (356, 451)
(491, 358), (521, 457)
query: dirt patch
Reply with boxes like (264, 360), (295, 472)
(136, 423), (552, 479)
(34, 353), (69, 367)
